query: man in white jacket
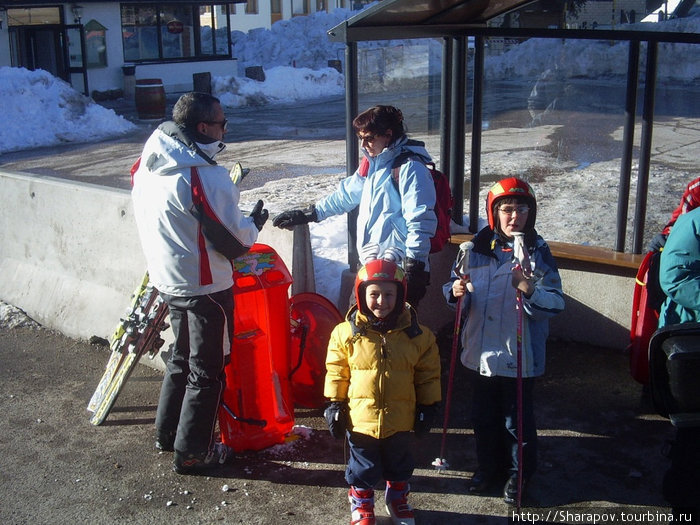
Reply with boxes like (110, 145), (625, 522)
(132, 92), (268, 475)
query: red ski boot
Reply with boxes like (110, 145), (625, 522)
(385, 481), (415, 525)
(348, 486), (375, 525)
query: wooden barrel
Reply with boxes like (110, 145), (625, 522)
(134, 78), (165, 120)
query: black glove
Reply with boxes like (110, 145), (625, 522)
(249, 200), (269, 231)
(323, 401), (348, 440)
(414, 404), (438, 438)
(648, 233), (667, 253)
(404, 257), (430, 306)
(272, 205), (318, 230)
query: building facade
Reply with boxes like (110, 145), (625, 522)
(0, 0), (355, 96)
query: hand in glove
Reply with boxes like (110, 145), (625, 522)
(272, 205), (318, 230)
(404, 257), (430, 306)
(249, 200), (269, 231)
(323, 401), (348, 440)
(414, 404), (438, 438)
(647, 233), (667, 253)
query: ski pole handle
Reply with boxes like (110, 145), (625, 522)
(512, 233), (533, 278)
(456, 241), (475, 293)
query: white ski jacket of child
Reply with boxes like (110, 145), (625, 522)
(443, 228), (564, 378)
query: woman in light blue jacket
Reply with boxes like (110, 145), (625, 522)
(273, 105), (437, 305)
(443, 177), (564, 505)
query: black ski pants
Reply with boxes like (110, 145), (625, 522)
(155, 287), (234, 457)
(470, 370), (537, 482)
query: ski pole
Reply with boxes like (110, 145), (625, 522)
(512, 233), (532, 511)
(433, 241), (474, 471)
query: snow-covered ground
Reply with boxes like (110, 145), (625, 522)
(0, 7), (698, 326)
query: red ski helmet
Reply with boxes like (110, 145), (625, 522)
(486, 177), (537, 231)
(354, 258), (407, 317)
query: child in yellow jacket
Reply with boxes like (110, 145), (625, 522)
(324, 257), (441, 525)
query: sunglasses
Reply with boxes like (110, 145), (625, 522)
(204, 119), (228, 131)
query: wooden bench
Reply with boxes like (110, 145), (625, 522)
(449, 234), (645, 277)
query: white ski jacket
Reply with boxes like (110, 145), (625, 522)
(132, 122), (259, 297)
(442, 228), (564, 378)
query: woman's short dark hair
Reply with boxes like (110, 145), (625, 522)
(352, 105), (405, 143)
(172, 92), (221, 130)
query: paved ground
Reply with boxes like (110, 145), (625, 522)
(0, 320), (677, 525)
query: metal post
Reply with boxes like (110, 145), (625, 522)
(345, 42), (359, 270)
(469, 36), (485, 234)
(440, 37), (453, 182)
(632, 41), (657, 254)
(615, 40), (640, 252)
(449, 37), (467, 231)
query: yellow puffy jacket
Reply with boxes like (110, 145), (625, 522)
(324, 305), (441, 439)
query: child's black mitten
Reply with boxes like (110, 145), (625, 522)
(324, 401), (348, 440)
(414, 404), (438, 438)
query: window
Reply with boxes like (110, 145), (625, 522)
(292, 0), (309, 16)
(121, 3), (232, 62)
(84, 20), (108, 68)
(6, 7), (61, 26)
(245, 0), (258, 15)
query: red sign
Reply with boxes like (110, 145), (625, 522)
(167, 20), (183, 34)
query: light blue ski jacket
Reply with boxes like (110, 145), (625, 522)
(659, 207), (700, 327)
(314, 136), (437, 269)
(442, 228), (564, 378)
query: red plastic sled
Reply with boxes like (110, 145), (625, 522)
(219, 244), (295, 452)
(629, 250), (661, 384)
(289, 293), (343, 409)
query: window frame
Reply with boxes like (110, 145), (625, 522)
(120, 2), (233, 64)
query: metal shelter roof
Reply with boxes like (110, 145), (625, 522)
(328, 0), (534, 41)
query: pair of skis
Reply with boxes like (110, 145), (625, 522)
(87, 273), (169, 426)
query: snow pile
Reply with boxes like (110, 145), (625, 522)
(0, 67), (136, 154)
(230, 8), (352, 70)
(213, 65), (344, 107)
(0, 302), (41, 329)
(485, 15), (700, 83)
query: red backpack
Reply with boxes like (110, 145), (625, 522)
(358, 153), (454, 253)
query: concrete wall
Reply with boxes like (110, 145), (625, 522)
(0, 171), (310, 371)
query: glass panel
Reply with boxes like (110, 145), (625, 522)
(199, 4), (229, 56)
(7, 7), (61, 26)
(85, 27), (107, 68)
(199, 5), (214, 55)
(66, 27), (84, 68)
(161, 5), (194, 58)
(122, 4), (159, 61)
(214, 5), (229, 55)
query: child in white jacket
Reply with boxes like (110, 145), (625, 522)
(443, 177), (564, 505)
